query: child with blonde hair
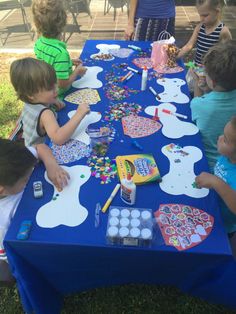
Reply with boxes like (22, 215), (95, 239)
(195, 116), (236, 237)
(178, 0), (232, 65)
(32, 0), (86, 98)
(10, 58), (90, 146)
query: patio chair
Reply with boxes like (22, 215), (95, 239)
(0, 0), (34, 46)
(104, 0), (129, 20)
(64, 0), (91, 42)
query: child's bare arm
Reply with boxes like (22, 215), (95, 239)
(177, 24), (201, 59)
(40, 104), (90, 145)
(36, 144), (70, 191)
(57, 65), (87, 90)
(196, 172), (236, 215)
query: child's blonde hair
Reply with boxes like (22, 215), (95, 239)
(32, 0), (67, 38)
(196, 0), (225, 9)
(10, 58), (57, 103)
(203, 40), (236, 91)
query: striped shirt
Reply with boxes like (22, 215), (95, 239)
(195, 22), (224, 65)
(34, 36), (73, 97)
(22, 103), (56, 146)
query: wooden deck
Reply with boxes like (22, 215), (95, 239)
(0, 0), (235, 50)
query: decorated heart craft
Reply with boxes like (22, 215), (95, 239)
(122, 115), (162, 138)
(65, 89), (101, 105)
(155, 204), (214, 251)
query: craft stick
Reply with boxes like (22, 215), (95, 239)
(101, 184), (121, 213)
(149, 86), (161, 100)
(162, 109), (187, 119)
(127, 66), (141, 74)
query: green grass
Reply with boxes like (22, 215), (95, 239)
(0, 75), (23, 138)
(0, 74), (236, 314)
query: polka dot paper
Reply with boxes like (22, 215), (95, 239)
(122, 115), (162, 138)
(50, 139), (90, 164)
(65, 89), (101, 105)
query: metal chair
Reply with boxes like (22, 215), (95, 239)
(64, 0), (91, 42)
(0, 0), (34, 46)
(104, 0), (129, 21)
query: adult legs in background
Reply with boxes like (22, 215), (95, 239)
(134, 17), (175, 41)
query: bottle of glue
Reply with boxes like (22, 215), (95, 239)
(120, 173), (136, 205)
(141, 66), (148, 91)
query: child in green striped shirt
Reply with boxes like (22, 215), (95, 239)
(32, 0), (87, 98)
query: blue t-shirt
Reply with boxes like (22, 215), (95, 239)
(136, 0), (175, 19)
(190, 89), (236, 171)
(214, 156), (236, 233)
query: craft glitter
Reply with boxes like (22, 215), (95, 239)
(87, 156), (117, 184)
(104, 102), (142, 121)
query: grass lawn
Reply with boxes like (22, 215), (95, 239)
(0, 64), (235, 314)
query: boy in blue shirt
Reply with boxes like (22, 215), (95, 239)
(195, 116), (236, 236)
(190, 40), (236, 171)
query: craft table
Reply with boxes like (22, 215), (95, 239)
(4, 40), (236, 314)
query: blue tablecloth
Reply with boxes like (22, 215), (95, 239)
(4, 40), (236, 313)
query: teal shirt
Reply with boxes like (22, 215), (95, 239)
(190, 89), (236, 171)
(214, 156), (236, 233)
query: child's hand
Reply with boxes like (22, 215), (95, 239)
(76, 103), (90, 117)
(72, 58), (83, 67)
(53, 98), (65, 111)
(47, 164), (70, 192)
(75, 65), (87, 77)
(195, 172), (216, 189)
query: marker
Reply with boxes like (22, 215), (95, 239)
(127, 66), (141, 74)
(120, 71), (132, 82)
(101, 184), (121, 213)
(124, 72), (134, 82)
(128, 44), (142, 51)
(162, 109), (187, 119)
(149, 86), (161, 100)
(95, 203), (101, 228)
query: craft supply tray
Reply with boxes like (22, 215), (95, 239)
(106, 206), (153, 247)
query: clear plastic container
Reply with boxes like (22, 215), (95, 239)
(87, 127), (110, 156)
(106, 206), (153, 247)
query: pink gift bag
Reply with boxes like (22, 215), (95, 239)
(151, 31), (175, 68)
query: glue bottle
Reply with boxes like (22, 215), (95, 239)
(141, 66), (148, 91)
(120, 174), (136, 205)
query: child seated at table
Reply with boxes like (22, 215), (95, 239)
(10, 57), (90, 146)
(195, 116), (236, 248)
(31, 0), (87, 98)
(190, 40), (236, 172)
(0, 139), (69, 285)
